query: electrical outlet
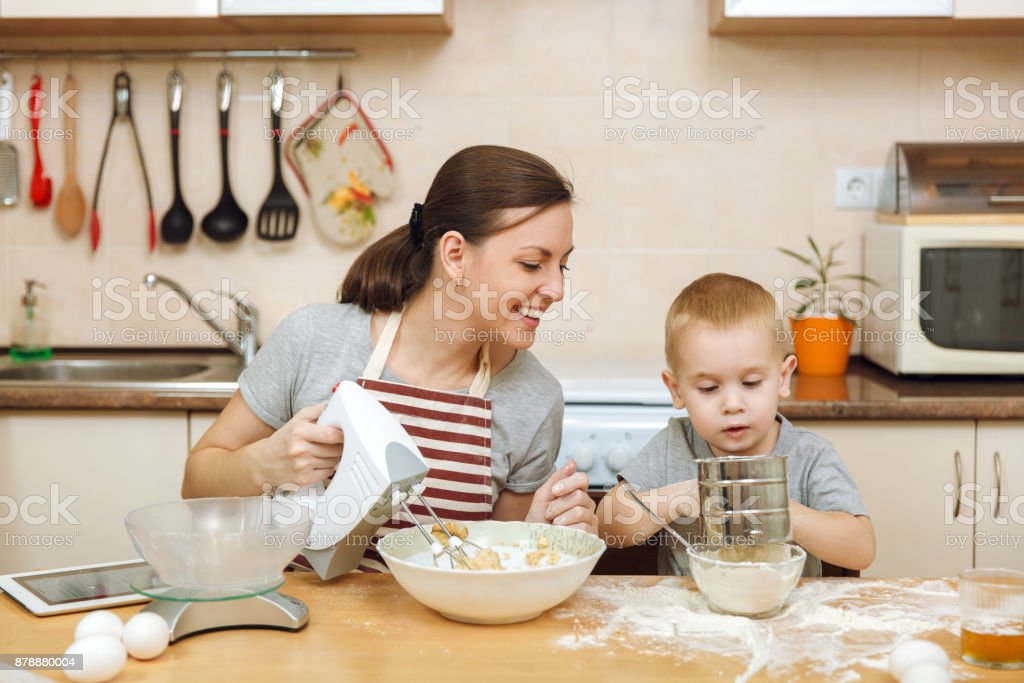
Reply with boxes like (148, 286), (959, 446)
(835, 167), (882, 209)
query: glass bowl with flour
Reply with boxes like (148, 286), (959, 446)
(687, 542), (806, 618)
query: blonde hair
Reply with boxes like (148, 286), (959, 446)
(664, 273), (786, 370)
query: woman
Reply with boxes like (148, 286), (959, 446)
(185, 145), (597, 572)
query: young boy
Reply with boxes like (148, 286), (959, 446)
(597, 273), (875, 576)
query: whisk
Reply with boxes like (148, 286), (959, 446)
(398, 485), (485, 570)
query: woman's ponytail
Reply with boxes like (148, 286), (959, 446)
(338, 219), (433, 312)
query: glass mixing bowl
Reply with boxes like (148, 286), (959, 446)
(687, 542), (806, 618)
(124, 497), (311, 591)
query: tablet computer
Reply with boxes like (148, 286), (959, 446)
(0, 559), (152, 616)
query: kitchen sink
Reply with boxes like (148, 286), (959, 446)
(0, 353), (243, 390)
(0, 360), (210, 382)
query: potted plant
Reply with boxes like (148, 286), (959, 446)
(778, 237), (877, 377)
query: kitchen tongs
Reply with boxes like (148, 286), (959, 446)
(91, 71), (155, 252)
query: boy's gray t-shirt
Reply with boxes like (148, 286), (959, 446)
(237, 303), (563, 498)
(617, 415), (869, 577)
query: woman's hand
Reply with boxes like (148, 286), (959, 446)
(526, 461), (598, 535)
(255, 402), (344, 489)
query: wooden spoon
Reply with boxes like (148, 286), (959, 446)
(55, 74), (85, 236)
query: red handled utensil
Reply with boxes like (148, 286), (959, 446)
(29, 75), (52, 208)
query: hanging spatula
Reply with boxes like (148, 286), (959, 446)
(256, 69), (299, 240)
(0, 70), (18, 206)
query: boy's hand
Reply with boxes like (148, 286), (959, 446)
(669, 479), (700, 522)
(526, 461), (598, 535)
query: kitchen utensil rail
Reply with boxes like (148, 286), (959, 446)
(0, 49), (356, 62)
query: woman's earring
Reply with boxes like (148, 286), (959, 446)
(455, 275), (467, 288)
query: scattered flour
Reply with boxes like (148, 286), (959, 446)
(552, 578), (965, 682)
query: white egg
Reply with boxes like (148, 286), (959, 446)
(889, 639), (949, 679)
(73, 611), (124, 641)
(121, 612), (170, 660)
(63, 634), (126, 683)
(901, 661), (952, 683)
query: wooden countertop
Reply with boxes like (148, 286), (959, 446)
(1, 574), (1018, 682)
(2, 353), (1024, 419)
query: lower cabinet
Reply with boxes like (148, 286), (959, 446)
(800, 420), (976, 578)
(0, 411), (189, 574)
(974, 421), (1024, 570)
(799, 419), (1024, 578)
(2, 409), (1016, 578)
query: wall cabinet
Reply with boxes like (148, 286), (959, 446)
(955, 1), (1024, 18)
(711, 0), (1024, 33)
(0, 411), (189, 574)
(720, 1), (953, 18)
(0, 1), (218, 18)
(799, 419), (1024, 578)
(219, 0), (445, 17)
(0, 0), (450, 34)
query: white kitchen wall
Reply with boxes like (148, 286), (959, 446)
(1, 0), (1023, 376)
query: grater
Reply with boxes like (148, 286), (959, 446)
(0, 70), (18, 206)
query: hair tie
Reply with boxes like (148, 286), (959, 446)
(409, 202), (424, 244)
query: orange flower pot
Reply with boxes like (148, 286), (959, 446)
(790, 316), (854, 376)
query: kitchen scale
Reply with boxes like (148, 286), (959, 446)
(129, 570), (307, 643)
(0, 559), (306, 640)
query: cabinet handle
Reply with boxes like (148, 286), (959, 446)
(994, 451), (1003, 520)
(953, 450), (962, 519)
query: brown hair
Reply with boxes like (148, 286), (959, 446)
(664, 273), (786, 369)
(339, 145), (574, 312)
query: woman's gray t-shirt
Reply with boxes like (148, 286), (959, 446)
(617, 415), (869, 577)
(237, 303), (563, 498)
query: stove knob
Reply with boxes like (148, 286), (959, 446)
(605, 445), (633, 473)
(568, 443), (596, 472)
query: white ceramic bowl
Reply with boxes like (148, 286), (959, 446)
(125, 497), (311, 590)
(687, 542), (806, 618)
(377, 520), (605, 624)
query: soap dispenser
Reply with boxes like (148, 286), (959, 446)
(10, 279), (52, 362)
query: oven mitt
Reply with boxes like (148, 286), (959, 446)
(284, 90), (395, 246)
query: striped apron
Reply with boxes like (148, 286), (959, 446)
(355, 310), (494, 573)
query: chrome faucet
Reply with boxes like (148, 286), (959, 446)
(143, 273), (259, 367)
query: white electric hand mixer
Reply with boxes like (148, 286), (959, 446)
(276, 381), (479, 579)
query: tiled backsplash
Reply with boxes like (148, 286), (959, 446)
(2, 0), (1023, 376)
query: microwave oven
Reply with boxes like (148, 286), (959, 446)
(863, 221), (1024, 375)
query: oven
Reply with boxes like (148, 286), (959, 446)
(555, 377), (681, 574)
(556, 378), (682, 491)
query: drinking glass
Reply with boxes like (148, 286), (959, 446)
(959, 568), (1024, 670)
